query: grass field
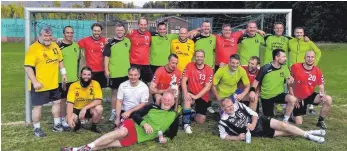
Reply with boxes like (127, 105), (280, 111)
(2, 42), (347, 151)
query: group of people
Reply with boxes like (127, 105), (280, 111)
(23, 17), (332, 151)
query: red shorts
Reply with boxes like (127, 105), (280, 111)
(119, 119), (138, 147)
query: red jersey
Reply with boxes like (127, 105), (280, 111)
(127, 30), (151, 65)
(291, 63), (324, 100)
(182, 62), (214, 102)
(152, 66), (181, 90)
(215, 31), (243, 65)
(78, 36), (106, 72)
(238, 65), (259, 89)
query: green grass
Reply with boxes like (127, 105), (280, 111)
(2, 42), (347, 151)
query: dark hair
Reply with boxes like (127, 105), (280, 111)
(272, 49), (285, 60)
(115, 23), (125, 28)
(230, 54), (240, 61)
(80, 66), (93, 74)
(202, 20), (210, 25)
(91, 23), (103, 31)
(294, 27), (304, 32)
(168, 54), (178, 61)
(222, 24), (231, 30)
(128, 66), (141, 74)
(63, 26), (73, 34)
(273, 22), (284, 28)
(250, 56), (260, 65)
(157, 22), (166, 28)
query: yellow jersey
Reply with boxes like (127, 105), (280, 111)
(67, 80), (103, 109)
(24, 41), (63, 92)
(170, 39), (195, 72)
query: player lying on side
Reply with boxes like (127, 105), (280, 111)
(61, 92), (179, 151)
(218, 98), (326, 143)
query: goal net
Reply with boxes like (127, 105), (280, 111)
(24, 8), (292, 123)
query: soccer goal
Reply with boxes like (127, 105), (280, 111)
(24, 8), (292, 123)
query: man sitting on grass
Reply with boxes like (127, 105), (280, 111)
(61, 92), (179, 151)
(218, 97), (326, 144)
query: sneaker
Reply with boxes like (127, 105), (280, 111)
(60, 147), (73, 151)
(78, 145), (92, 151)
(207, 107), (215, 114)
(61, 119), (70, 131)
(309, 109), (316, 115)
(307, 134), (325, 144)
(73, 121), (81, 132)
(184, 124), (193, 134)
(34, 128), (47, 137)
(109, 111), (116, 122)
(316, 121), (327, 129)
(307, 130), (326, 136)
(53, 124), (64, 132)
(91, 125), (102, 133)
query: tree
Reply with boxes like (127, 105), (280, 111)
(53, 1), (61, 7)
(1, 5), (11, 18)
(83, 1), (92, 8)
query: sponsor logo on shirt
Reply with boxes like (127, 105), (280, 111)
(280, 72), (284, 77)
(46, 59), (59, 64)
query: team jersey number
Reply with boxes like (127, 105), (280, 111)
(52, 48), (58, 54)
(308, 74), (316, 81)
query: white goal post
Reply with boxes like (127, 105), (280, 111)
(24, 8), (292, 123)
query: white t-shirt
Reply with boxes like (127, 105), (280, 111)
(117, 80), (149, 111)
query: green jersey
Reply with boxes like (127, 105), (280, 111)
(238, 33), (265, 65)
(193, 34), (216, 68)
(58, 42), (80, 83)
(255, 63), (290, 99)
(288, 38), (321, 67)
(263, 35), (292, 65)
(150, 33), (179, 66)
(103, 38), (131, 78)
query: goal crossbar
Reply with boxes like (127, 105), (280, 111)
(24, 8), (292, 123)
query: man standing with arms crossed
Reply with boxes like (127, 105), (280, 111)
(150, 22), (179, 73)
(24, 26), (67, 137)
(289, 27), (322, 114)
(57, 26), (81, 130)
(290, 51), (332, 129)
(78, 23), (109, 101)
(104, 24), (131, 122)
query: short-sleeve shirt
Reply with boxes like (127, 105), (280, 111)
(182, 62), (214, 102)
(215, 31), (243, 65)
(263, 35), (291, 65)
(238, 65), (258, 90)
(58, 41), (80, 83)
(67, 80), (102, 110)
(238, 33), (265, 65)
(256, 64), (290, 99)
(78, 36), (106, 72)
(24, 41), (63, 92)
(213, 66), (249, 98)
(170, 39), (195, 72)
(103, 38), (131, 78)
(291, 63), (324, 100)
(127, 30), (152, 65)
(152, 66), (181, 90)
(192, 34), (216, 68)
(117, 80), (149, 111)
(150, 33), (179, 66)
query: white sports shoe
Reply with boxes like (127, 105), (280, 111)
(307, 134), (325, 144)
(307, 130), (326, 136)
(61, 118), (69, 128)
(184, 124), (193, 134)
(109, 111), (116, 122)
(207, 107), (215, 114)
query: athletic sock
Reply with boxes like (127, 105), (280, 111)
(87, 142), (96, 149)
(309, 104), (314, 110)
(318, 116), (324, 122)
(33, 122), (41, 129)
(182, 108), (192, 125)
(304, 132), (309, 138)
(112, 109), (116, 113)
(54, 117), (61, 125)
(283, 115), (290, 121)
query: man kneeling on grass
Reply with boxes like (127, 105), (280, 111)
(218, 98), (326, 144)
(62, 92), (178, 151)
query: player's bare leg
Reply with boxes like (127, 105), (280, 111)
(90, 105), (103, 133)
(283, 94), (296, 122)
(242, 93), (258, 111)
(52, 100), (64, 132)
(109, 89), (118, 122)
(182, 98), (193, 134)
(315, 95), (332, 129)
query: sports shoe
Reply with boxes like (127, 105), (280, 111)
(307, 130), (326, 136)
(73, 121), (81, 132)
(60, 147), (73, 151)
(207, 107), (215, 114)
(78, 145), (92, 151)
(316, 121), (327, 129)
(61, 118), (70, 131)
(307, 134), (325, 144)
(34, 128), (47, 137)
(109, 111), (116, 122)
(184, 124), (193, 134)
(91, 126), (102, 133)
(309, 109), (316, 115)
(53, 124), (64, 132)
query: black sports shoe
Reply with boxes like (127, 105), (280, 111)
(316, 121), (327, 129)
(309, 109), (316, 115)
(34, 128), (47, 137)
(53, 124), (64, 132)
(73, 121), (81, 132)
(91, 126), (102, 133)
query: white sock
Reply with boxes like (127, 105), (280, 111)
(304, 132), (309, 138)
(309, 105), (314, 110)
(33, 122), (41, 129)
(87, 142), (96, 149)
(61, 117), (66, 121)
(283, 115), (290, 121)
(112, 109), (116, 113)
(54, 118), (61, 125)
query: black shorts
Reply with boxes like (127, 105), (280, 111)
(92, 72), (107, 88)
(73, 108), (93, 119)
(214, 65), (220, 74)
(131, 64), (153, 83)
(31, 88), (61, 106)
(293, 92), (320, 116)
(58, 82), (73, 99)
(150, 65), (161, 74)
(195, 98), (211, 115)
(251, 115), (275, 138)
(261, 93), (287, 117)
(109, 76), (128, 89)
